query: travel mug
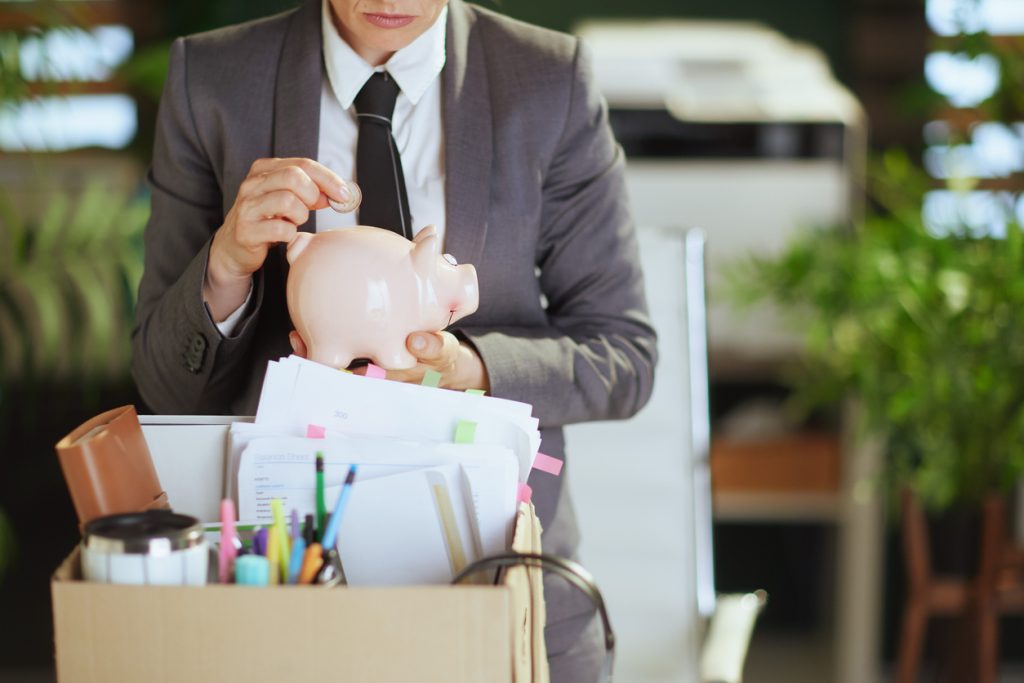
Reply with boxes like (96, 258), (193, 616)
(81, 510), (208, 585)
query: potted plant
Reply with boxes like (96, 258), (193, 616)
(729, 149), (1024, 519)
(727, 146), (1024, 677)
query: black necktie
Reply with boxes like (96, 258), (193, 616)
(354, 72), (412, 239)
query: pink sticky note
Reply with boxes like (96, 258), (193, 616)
(517, 483), (533, 504)
(364, 363), (386, 379)
(532, 452), (563, 476)
(306, 424), (326, 439)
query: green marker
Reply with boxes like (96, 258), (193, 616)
(315, 452), (326, 542)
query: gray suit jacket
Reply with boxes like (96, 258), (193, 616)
(132, 0), (657, 541)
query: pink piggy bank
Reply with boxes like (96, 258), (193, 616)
(286, 225), (479, 370)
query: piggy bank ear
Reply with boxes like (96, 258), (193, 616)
(286, 233), (315, 265)
(413, 224), (438, 245)
(412, 224), (440, 276)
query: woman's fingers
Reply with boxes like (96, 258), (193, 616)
(249, 165), (322, 207)
(383, 332), (459, 383)
(250, 158), (351, 208)
(407, 331), (458, 364)
(244, 190), (310, 227)
(247, 219), (298, 247)
(382, 332), (488, 392)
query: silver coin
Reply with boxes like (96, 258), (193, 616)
(328, 182), (362, 213)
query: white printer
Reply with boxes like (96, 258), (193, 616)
(576, 20), (866, 370)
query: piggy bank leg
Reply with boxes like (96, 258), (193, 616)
(372, 345), (418, 371)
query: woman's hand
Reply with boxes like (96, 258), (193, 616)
(288, 330), (491, 393)
(204, 158), (354, 322)
(390, 332), (490, 392)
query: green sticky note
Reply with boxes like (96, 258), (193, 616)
(454, 420), (477, 444)
(422, 369), (442, 387)
(465, 389), (485, 396)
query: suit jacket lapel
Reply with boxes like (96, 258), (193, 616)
(273, 0), (323, 233)
(443, 0), (492, 265)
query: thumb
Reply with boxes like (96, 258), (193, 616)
(407, 332), (444, 361)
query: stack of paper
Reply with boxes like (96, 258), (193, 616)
(229, 356), (540, 586)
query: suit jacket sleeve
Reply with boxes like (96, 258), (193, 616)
(458, 40), (657, 428)
(131, 37), (265, 414)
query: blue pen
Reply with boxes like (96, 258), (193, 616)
(322, 465), (358, 550)
(288, 537), (307, 584)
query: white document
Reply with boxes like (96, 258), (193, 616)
(232, 355), (533, 585)
(254, 356), (541, 480)
(224, 421), (297, 502)
(236, 434), (518, 559)
(337, 468), (454, 586)
(434, 444), (519, 557)
(324, 463), (476, 576)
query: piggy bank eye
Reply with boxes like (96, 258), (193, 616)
(443, 253), (458, 266)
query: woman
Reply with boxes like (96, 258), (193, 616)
(132, 1), (657, 679)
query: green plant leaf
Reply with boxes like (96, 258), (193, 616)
(0, 189), (25, 275)
(12, 270), (69, 377)
(0, 179), (151, 383)
(30, 192), (69, 260)
(64, 260), (116, 377)
(69, 181), (119, 247)
(722, 147), (1024, 509)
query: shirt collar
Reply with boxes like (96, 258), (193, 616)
(321, 0), (447, 110)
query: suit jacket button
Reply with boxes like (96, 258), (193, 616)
(183, 332), (208, 373)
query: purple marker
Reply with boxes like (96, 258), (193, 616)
(290, 509), (300, 541)
(253, 527), (269, 556)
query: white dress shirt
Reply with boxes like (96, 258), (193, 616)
(216, 1), (448, 336)
(316, 0), (447, 237)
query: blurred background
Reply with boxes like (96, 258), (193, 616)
(1, 0), (1023, 682)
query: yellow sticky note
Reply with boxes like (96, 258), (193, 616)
(465, 389), (485, 396)
(454, 420), (477, 444)
(422, 370), (442, 387)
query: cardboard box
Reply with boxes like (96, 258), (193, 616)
(52, 416), (547, 683)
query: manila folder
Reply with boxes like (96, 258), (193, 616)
(508, 502), (549, 683)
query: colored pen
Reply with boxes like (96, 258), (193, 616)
(298, 543), (324, 584)
(270, 499), (290, 581)
(288, 537), (306, 584)
(303, 514), (315, 547)
(290, 508), (300, 542)
(315, 466), (357, 586)
(218, 499), (238, 584)
(321, 465), (358, 551)
(266, 524), (280, 585)
(315, 453), (326, 542)
(234, 555), (270, 586)
(253, 527), (268, 556)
